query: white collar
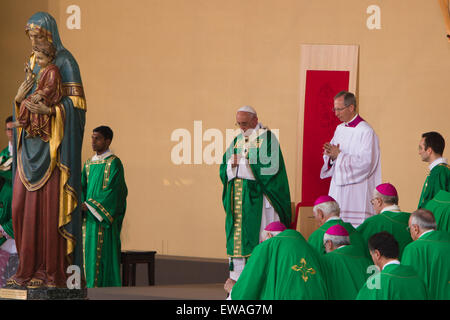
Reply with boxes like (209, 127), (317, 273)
(382, 259), (400, 270)
(418, 229), (434, 239)
(344, 114), (358, 125)
(8, 141), (12, 156)
(335, 245), (348, 250)
(92, 149), (113, 161)
(381, 205), (401, 213)
(429, 157), (447, 171)
(326, 216), (341, 222)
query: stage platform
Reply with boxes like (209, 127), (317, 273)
(87, 283), (226, 300)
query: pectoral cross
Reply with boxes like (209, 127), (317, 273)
(291, 258), (316, 282)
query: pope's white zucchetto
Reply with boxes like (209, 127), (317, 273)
(237, 105), (257, 115)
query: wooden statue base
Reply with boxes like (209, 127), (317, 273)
(0, 287), (87, 300)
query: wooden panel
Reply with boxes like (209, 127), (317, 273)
(294, 44), (359, 203)
(295, 206), (319, 240)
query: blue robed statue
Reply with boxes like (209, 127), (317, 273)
(8, 12), (86, 289)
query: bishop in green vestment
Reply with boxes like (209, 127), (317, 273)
(230, 229), (328, 300)
(402, 209), (450, 300)
(356, 231), (427, 300)
(417, 132), (450, 209)
(424, 190), (450, 232)
(308, 196), (366, 256)
(82, 126), (127, 287)
(357, 183), (412, 259)
(220, 107), (291, 280)
(322, 225), (372, 300)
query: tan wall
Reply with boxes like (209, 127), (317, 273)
(1, 0), (449, 259)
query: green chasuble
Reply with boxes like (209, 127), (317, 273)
(0, 146), (13, 247)
(356, 210), (412, 259)
(322, 245), (372, 300)
(356, 263), (428, 300)
(82, 154), (128, 287)
(418, 163), (450, 209)
(401, 230), (450, 300)
(425, 190), (450, 232)
(231, 229), (328, 300)
(220, 129), (291, 259)
(308, 219), (366, 257)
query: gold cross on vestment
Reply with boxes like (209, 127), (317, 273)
(291, 258), (316, 282)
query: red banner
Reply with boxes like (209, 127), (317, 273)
(299, 70), (350, 206)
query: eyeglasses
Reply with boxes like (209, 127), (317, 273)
(332, 105), (351, 112)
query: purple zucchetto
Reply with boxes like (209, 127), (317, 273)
(325, 225), (349, 236)
(314, 195), (336, 206)
(264, 221), (287, 232)
(376, 183), (398, 197)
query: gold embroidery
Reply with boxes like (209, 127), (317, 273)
(94, 225), (104, 287)
(292, 258), (316, 282)
(89, 198), (114, 224)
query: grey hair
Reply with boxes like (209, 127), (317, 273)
(334, 91), (357, 109)
(374, 190), (399, 205)
(313, 201), (340, 218)
(410, 209), (437, 231)
(323, 233), (350, 247)
(262, 230), (282, 239)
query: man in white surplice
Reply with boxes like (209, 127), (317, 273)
(320, 91), (381, 227)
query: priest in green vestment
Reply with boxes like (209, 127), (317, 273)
(356, 231), (427, 300)
(225, 223), (328, 300)
(81, 126), (127, 287)
(425, 190), (450, 232)
(0, 117), (19, 286)
(357, 183), (412, 259)
(402, 209), (450, 300)
(308, 195), (366, 256)
(417, 132), (450, 209)
(322, 225), (372, 300)
(220, 106), (291, 281)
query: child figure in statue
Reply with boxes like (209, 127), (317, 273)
(14, 41), (62, 141)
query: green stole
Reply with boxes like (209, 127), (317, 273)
(82, 154), (128, 287)
(0, 146), (13, 246)
(401, 230), (450, 300)
(356, 263), (428, 300)
(418, 163), (450, 209)
(308, 219), (367, 257)
(220, 129), (291, 258)
(425, 190), (450, 232)
(356, 210), (412, 259)
(322, 245), (372, 300)
(231, 229), (328, 300)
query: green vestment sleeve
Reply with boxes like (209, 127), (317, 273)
(418, 164), (450, 209)
(424, 190), (450, 232)
(401, 230), (450, 300)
